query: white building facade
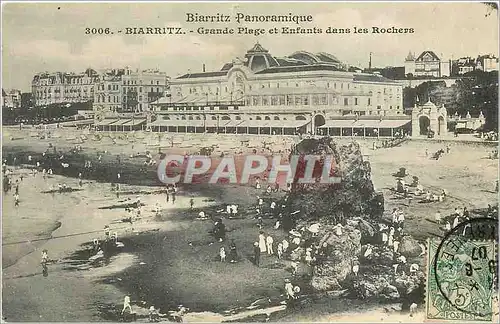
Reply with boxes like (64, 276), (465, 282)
(139, 43), (409, 137)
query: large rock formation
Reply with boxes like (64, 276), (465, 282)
(283, 138), (384, 229)
(282, 138), (425, 306)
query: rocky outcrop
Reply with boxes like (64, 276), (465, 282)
(283, 138), (384, 230)
(282, 138), (425, 305)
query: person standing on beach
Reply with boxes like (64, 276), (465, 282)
(228, 239), (238, 263)
(189, 198), (194, 210)
(219, 246), (226, 262)
(258, 231), (267, 253)
(121, 295), (132, 315)
(266, 235), (274, 255)
(14, 193), (20, 207)
(166, 186), (170, 203)
(253, 242), (261, 266)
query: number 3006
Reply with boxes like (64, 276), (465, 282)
(85, 28), (111, 34)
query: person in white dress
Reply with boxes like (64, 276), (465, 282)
(284, 279), (294, 299)
(393, 240), (400, 253)
(219, 247), (226, 262)
(121, 295), (132, 315)
(277, 243), (283, 259)
(381, 231), (388, 244)
(258, 232), (267, 253)
(282, 239), (289, 253)
(266, 235), (274, 255)
(352, 260), (360, 276)
(333, 223), (343, 236)
(388, 234), (394, 247)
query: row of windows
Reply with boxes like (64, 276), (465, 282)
(161, 115), (288, 121)
(36, 87), (94, 94)
(123, 79), (162, 85)
(181, 82), (401, 96)
(35, 93), (92, 99)
(96, 95), (120, 103)
(123, 87), (162, 93)
(245, 95), (379, 107)
(34, 77), (98, 86)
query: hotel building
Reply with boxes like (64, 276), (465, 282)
(99, 43), (410, 136)
(32, 69), (99, 106)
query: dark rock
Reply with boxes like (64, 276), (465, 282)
(284, 138), (384, 226)
(399, 236), (422, 257)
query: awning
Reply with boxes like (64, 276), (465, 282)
(237, 119), (310, 128)
(320, 119), (411, 128)
(149, 119), (205, 127)
(108, 119), (132, 126)
(95, 119), (120, 126)
(122, 119), (146, 126)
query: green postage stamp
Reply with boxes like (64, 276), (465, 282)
(426, 218), (498, 322)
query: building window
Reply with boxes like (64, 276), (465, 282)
(139, 87), (142, 93)
(319, 95), (327, 105)
(277, 83), (280, 88)
(354, 98), (358, 105)
(265, 116), (271, 120)
(256, 116), (262, 120)
(303, 95), (309, 105)
(252, 96), (259, 105)
(294, 96), (302, 105)
(377, 105), (381, 109)
(271, 96), (278, 105)
(368, 98), (372, 106)
(262, 96), (269, 105)
(286, 95), (293, 105)
(246, 98), (251, 105)
(279, 95), (286, 105)
(236, 116), (241, 120)
(390, 105), (393, 109)
(274, 116), (280, 120)
(344, 98), (349, 106)
(211, 116), (217, 120)
(312, 95), (319, 105)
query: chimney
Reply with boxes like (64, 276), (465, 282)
(203, 64), (206, 73)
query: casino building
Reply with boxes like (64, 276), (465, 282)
(146, 43), (411, 136)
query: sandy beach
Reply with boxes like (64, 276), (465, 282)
(2, 126), (498, 322)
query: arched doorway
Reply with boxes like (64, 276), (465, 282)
(419, 115), (430, 135)
(314, 114), (326, 135)
(437, 116), (445, 135)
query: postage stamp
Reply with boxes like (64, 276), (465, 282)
(426, 217), (498, 322)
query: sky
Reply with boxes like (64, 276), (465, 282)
(2, 1), (498, 91)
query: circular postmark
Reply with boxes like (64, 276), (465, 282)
(433, 217), (498, 318)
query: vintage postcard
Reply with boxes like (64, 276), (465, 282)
(1, 1), (499, 322)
